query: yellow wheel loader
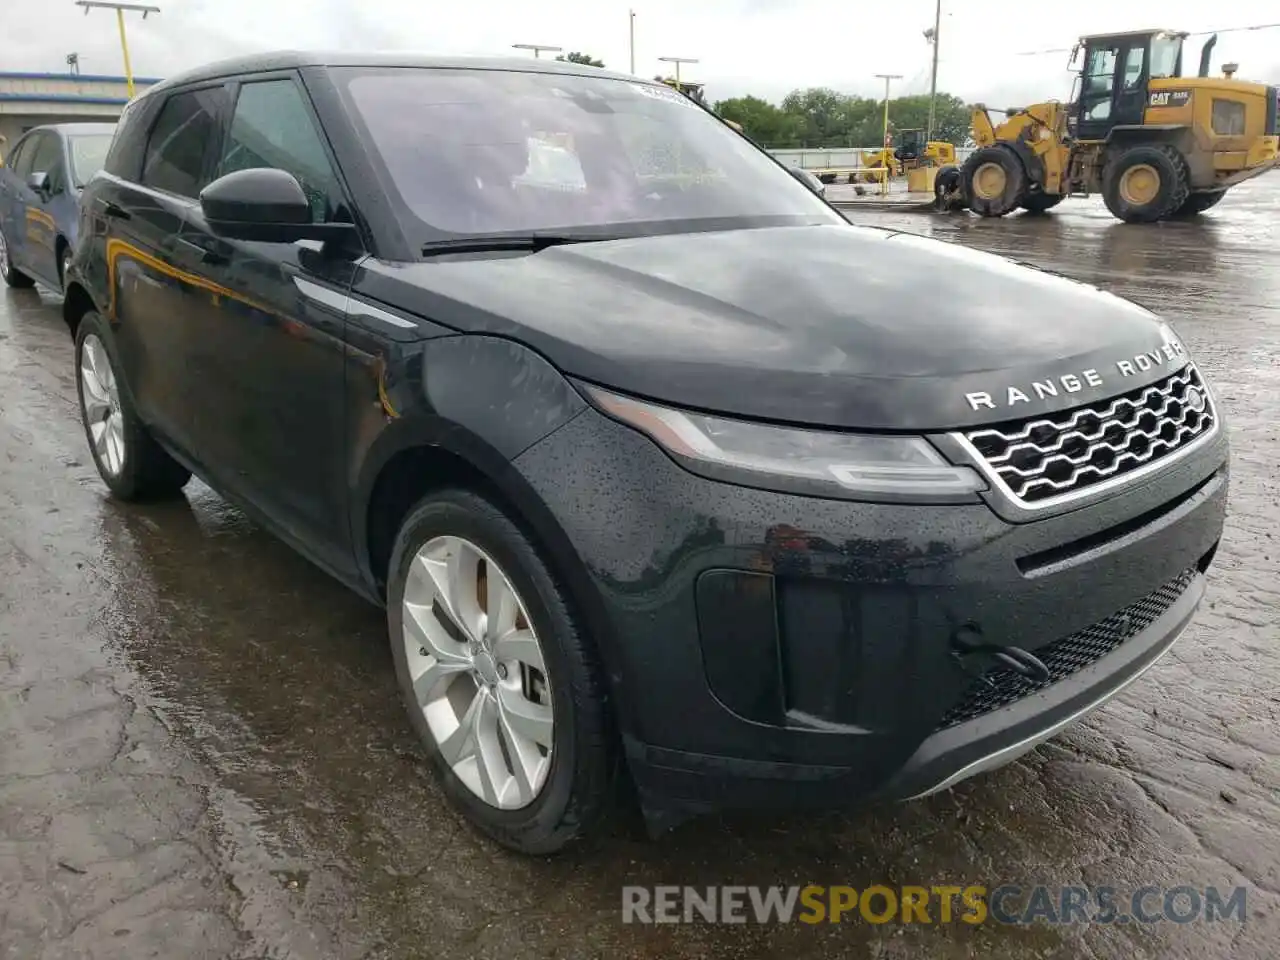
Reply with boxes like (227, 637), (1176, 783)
(861, 132), (956, 185)
(936, 29), (1280, 222)
(860, 147), (900, 184)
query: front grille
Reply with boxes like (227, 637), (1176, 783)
(936, 567), (1197, 730)
(962, 364), (1215, 506)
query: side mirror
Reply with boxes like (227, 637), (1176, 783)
(199, 168), (354, 243)
(27, 171), (50, 195)
(788, 166), (826, 197)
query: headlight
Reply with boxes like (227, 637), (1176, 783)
(587, 387), (986, 503)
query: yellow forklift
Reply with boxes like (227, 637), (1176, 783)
(936, 29), (1280, 221)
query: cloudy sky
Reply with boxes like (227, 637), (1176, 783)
(6, 0), (1280, 105)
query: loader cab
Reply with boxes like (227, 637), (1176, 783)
(1071, 29), (1186, 140)
(894, 129), (925, 162)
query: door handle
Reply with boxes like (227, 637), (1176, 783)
(102, 201), (131, 221)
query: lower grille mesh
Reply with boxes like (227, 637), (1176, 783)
(936, 568), (1197, 730)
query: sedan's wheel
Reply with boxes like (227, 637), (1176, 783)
(74, 311), (191, 500)
(80, 333), (127, 478)
(387, 489), (617, 854)
(0, 227), (35, 289)
(404, 534), (554, 809)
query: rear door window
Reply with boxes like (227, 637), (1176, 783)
(142, 86), (230, 197)
(215, 78), (342, 222)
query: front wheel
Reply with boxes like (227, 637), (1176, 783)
(74, 311), (191, 500)
(960, 146), (1026, 217)
(387, 489), (617, 854)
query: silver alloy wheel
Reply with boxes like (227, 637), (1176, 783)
(402, 535), (555, 809)
(80, 333), (126, 477)
(0, 228), (9, 277)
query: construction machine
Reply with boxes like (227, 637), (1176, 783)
(863, 129), (956, 184)
(936, 29), (1280, 222)
(894, 128), (958, 169)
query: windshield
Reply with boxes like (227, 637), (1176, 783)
(68, 133), (114, 188)
(1150, 34), (1183, 79)
(334, 67), (841, 241)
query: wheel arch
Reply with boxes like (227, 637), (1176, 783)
(1105, 125), (1205, 182)
(1000, 137), (1044, 188)
(357, 416), (625, 717)
(62, 280), (97, 339)
(357, 416), (601, 626)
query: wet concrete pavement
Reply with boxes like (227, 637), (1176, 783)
(3, 178), (1279, 960)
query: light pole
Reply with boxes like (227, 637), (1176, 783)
(75, 1), (160, 99)
(657, 56), (699, 86)
(874, 73), (902, 195)
(512, 43), (562, 59)
(924, 0), (942, 142)
(629, 9), (636, 75)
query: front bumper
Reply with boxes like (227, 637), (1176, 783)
(513, 405), (1228, 813)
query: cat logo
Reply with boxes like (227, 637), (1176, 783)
(1148, 89), (1192, 108)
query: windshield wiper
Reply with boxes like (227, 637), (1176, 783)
(420, 233), (613, 256)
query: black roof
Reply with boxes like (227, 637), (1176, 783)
(145, 50), (652, 98)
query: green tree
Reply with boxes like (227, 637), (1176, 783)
(713, 95), (804, 144)
(871, 93), (971, 146)
(556, 52), (604, 67)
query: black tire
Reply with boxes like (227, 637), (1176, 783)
(387, 489), (617, 855)
(1102, 144), (1190, 223)
(0, 226), (35, 288)
(1020, 193), (1064, 214)
(74, 311), (191, 500)
(960, 145), (1026, 217)
(934, 164), (964, 210)
(1173, 189), (1227, 217)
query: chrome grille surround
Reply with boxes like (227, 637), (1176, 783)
(952, 364), (1217, 509)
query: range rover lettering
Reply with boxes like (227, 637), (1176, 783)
(64, 53), (1229, 854)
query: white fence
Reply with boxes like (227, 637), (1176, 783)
(768, 145), (975, 170)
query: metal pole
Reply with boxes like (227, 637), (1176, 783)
(927, 0), (941, 141)
(658, 56), (698, 89)
(629, 10), (636, 75)
(75, 2), (160, 98)
(116, 7), (134, 97)
(875, 73), (902, 196)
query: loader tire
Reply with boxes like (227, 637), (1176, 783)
(1020, 193), (1064, 214)
(1173, 189), (1227, 217)
(961, 146), (1026, 217)
(934, 165), (964, 210)
(1102, 144), (1189, 223)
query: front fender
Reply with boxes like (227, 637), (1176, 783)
(350, 334), (589, 586)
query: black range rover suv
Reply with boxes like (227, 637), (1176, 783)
(65, 53), (1229, 854)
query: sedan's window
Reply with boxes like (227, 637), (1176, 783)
(215, 79), (341, 222)
(68, 134), (115, 188)
(4, 136), (33, 177)
(335, 67), (840, 239)
(142, 87), (230, 197)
